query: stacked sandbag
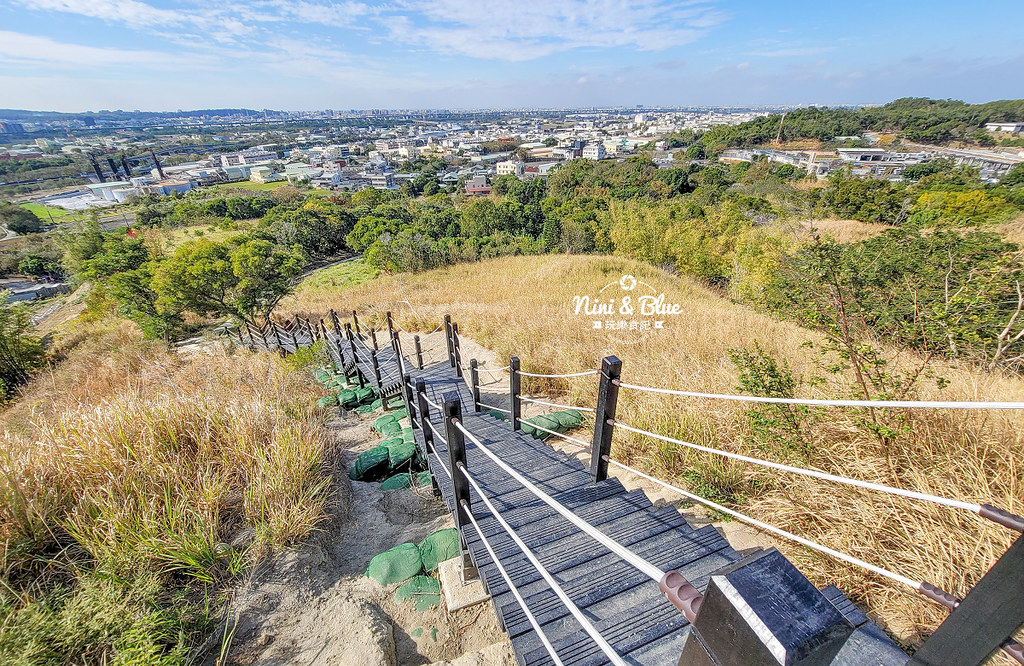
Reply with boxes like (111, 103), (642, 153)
(520, 409), (584, 440)
(365, 528), (454, 612)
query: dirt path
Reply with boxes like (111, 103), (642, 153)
(213, 407), (515, 666)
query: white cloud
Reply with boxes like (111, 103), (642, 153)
(21, 0), (184, 28)
(0, 30), (176, 66)
(385, 0), (726, 60)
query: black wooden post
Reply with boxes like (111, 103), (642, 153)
(510, 356), (521, 431)
(452, 322), (463, 378)
(370, 327), (378, 350)
(289, 323), (300, 353)
(443, 314), (455, 369)
(371, 350), (388, 410)
(910, 536), (1024, 666)
(391, 329), (406, 382)
(416, 380), (433, 450)
(469, 359), (481, 413)
(402, 373), (417, 426)
(414, 335), (424, 369)
(386, 311), (395, 342)
(346, 323), (365, 388)
(591, 355), (622, 482)
(443, 391), (477, 581)
(352, 310), (361, 337)
(329, 308), (341, 334)
(258, 323), (269, 350)
(417, 380), (441, 496)
(272, 322), (285, 356)
(319, 318), (328, 342)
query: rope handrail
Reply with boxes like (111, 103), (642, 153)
(458, 463), (624, 666)
(524, 421), (593, 449)
(615, 380), (1024, 410)
(610, 419), (993, 518)
(518, 369), (601, 379)
(520, 396), (597, 413)
(428, 444), (452, 480)
(476, 385), (509, 394)
(476, 400), (512, 414)
(427, 420), (447, 444)
(477, 365), (510, 375)
(596, 451), (1024, 666)
(453, 419), (664, 582)
(602, 455), (919, 589)
(459, 496), (565, 666)
(422, 395), (442, 411)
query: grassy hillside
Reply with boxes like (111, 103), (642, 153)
(281, 253), (1024, 651)
(0, 319), (333, 663)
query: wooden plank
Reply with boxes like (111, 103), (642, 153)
(910, 535), (1024, 666)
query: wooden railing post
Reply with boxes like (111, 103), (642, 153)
(371, 350), (388, 410)
(346, 323), (365, 388)
(469, 359), (481, 413)
(444, 314), (455, 369)
(443, 391), (477, 581)
(391, 329), (407, 381)
(910, 535), (1024, 666)
(329, 308), (341, 334)
(272, 321), (285, 356)
(452, 322), (463, 379)
(402, 373), (417, 426)
(386, 311), (395, 342)
(258, 322), (269, 350)
(289, 322), (300, 352)
(416, 380), (433, 450)
(414, 335), (424, 369)
(591, 355), (622, 483)
(352, 310), (361, 337)
(370, 327), (378, 351)
(510, 356), (521, 431)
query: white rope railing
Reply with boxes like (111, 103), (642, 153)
(519, 369), (601, 379)
(459, 496), (565, 666)
(428, 444), (452, 480)
(458, 463), (625, 666)
(477, 400), (513, 414)
(427, 420), (447, 445)
(453, 420), (664, 583)
(422, 395), (442, 411)
(520, 397), (597, 413)
(602, 455), (927, 591)
(525, 421), (593, 449)
(615, 380), (1024, 410)
(610, 420), (983, 515)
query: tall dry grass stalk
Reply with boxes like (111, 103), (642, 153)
(282, 254), (1024, 654)
(1, 318), (332, 585)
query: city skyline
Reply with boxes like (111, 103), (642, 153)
(0, 0), (1022, 112)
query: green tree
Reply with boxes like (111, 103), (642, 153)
(152, 238), (305, 325)
(0, 295), (45, 399)
(107, 264), (184, 341)
(0, 203), (42, 234)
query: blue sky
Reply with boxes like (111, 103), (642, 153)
(0, 0), (1021, 112)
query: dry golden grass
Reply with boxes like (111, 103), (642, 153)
(282, 254), (1024, 655)
(798, 218), (893, 244)
(1, 318), (332, 584)
(995, 213), (1024, 246)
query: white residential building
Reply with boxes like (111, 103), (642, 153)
(495, 160), (525, 177)
(581, 144), (606, 160)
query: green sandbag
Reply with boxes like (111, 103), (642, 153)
(402, 427), (413, 439)
(366, 543), (423, 586)
(391, 408), (408, 421)
(487, 410), (507, 421)
(531, 415), (561, 438)
(418, 528), (459, 572)
(374, 414), (397, 431)
(339, 389), (357, 406)
(349, 446), (389, 481)
(380, 436), (404, 449)
(395, 575), (440, 611)
(356, 386), (374, 403)
(356, 403), (376, 414)
(317, 395), (337, 409)
(380, 473), (412, 490)
(315, 370), (331, 383)
(369, 398), (383, 410)
(414, 471), (432, 486)
(379, 421), (402, 437)
(520, 420), (537, 437)
(553, 409), (583, 428)
(384, 440), (416, 471)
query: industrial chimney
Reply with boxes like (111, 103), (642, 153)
(89, 156), (106, 183)
(120, 154), (133, 178)
(106, 157), (120, 180)
(149, 149), (165, 179)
